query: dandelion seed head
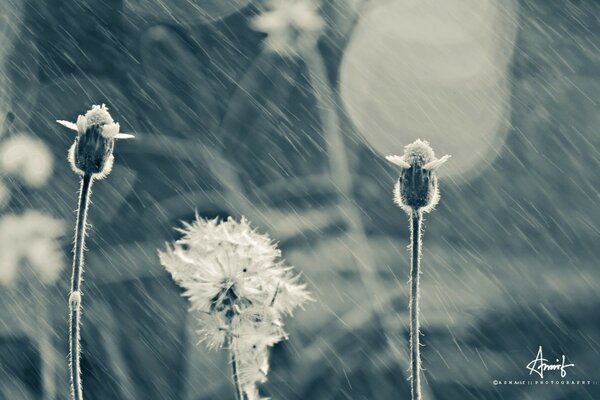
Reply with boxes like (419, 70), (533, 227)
(160, 216), (310, 396)
(159, 217), (290, 313)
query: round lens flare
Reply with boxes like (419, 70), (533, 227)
(340, 0), (518, 180)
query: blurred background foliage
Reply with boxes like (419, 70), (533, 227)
(0, 0), (599, 399)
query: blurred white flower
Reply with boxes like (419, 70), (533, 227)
(0, 134), (54, 187)
(0, 210), (66, 285)
(250, 0), (325, 57)
(159, 216), (311, 397)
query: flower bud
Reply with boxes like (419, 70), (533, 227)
(58, 104), (133, 178)
(69, 124), (115, 177)
(386, 139), (450, 213)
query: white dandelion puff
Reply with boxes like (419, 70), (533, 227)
(159, 216), (310, 400)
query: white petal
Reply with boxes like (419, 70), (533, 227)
(385, 155), (411, 168)
(423, 154), (451, 171)
(76, 115), (86, 133)
(56, 120), (78, 131)
(101, 122), (120, 139)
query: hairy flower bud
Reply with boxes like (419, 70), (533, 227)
(57, 104), (133, 178)
(386, 139), (450, 214)
(69, 124), (115, 177)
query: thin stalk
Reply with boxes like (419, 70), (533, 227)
(228, 337), (247, 400)
(305, 42), (434, 400)
(39, 288), (58, 400)
(409, 209), (422, 400)
(69, 173), (93, 400)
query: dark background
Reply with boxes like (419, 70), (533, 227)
(0, 0), (599, 399)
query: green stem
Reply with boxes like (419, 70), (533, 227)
(409, 209), (422, 400)
(69, 173), (93, 400)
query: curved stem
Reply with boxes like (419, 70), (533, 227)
(409, 209), (422, 400)
(69, 173), (93, 400)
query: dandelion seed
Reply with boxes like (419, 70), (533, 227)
(159, 216), (310, 400)
(57, 104), (133, 400)
(250, 0), (325, 58)
(386, 139), (449, 400)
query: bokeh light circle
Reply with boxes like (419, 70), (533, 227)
(340, 0), (518, 179)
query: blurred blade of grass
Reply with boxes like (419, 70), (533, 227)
(123, 133), (343, 241)
(93, 303), (136, 400)
(139, 26), (219, 140)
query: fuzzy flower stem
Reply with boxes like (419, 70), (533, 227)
(387, 140), (448, 399)
(69, 173), (93, 400)
(409, 209), (422, 400)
